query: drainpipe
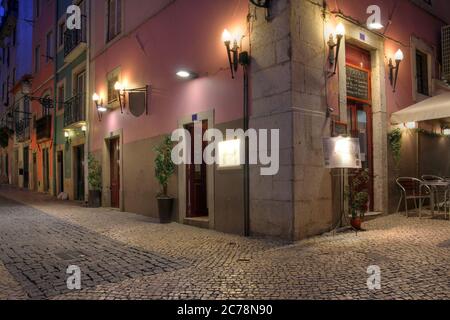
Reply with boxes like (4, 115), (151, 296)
(243, 64), (250, 237)
(84, 0), (91, 204)
(52, 0), (59, 196)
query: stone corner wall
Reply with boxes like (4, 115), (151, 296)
(250, 0), (334, 241)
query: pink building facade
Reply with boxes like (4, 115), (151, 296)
(89, 0), (249, 234)
(87, 0), (450, 240)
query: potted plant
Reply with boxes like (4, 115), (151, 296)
(154, 136), (175, 223)
(88, 153), (102, 208)
(345, 169), (370, 230)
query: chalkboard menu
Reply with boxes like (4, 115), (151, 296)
(346, 66), (370, 102)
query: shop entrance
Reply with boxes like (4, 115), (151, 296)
(42, 148), (50, 193)
(57, 151), (64, 194)
(109, 138), (120, 209)
(23, 147), (29, 189)
(32, 153), (37, 191)
(346, 44), (374, 211)
(74, 145), (85, 201)
(185, 121), (208, 218)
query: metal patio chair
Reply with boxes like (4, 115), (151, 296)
(422, 175), (447, 213)
(396, 177), (432, 218)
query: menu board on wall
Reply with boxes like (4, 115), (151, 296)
(346, 66), (370, 102)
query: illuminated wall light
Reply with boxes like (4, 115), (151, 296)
(81, 125), (87, 132)
(443, 129), (450, 136)
(218, 139), (242, 168)
(404, 122), (417, 129)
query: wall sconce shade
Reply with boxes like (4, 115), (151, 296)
(222, 29), (250, 79)
(328, 23), (345, 75)
(389, 49), (404, 92)
(93, 93), (106, 121)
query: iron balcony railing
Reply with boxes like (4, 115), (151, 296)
(36, 115), (52, 142)
(64, 15), (87, 57)
(15, 118), (31, 143)
(64, 94), (86, 128)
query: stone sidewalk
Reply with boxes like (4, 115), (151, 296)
(0, 186), (449, 300)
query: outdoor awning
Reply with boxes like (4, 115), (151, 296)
(391, 92), (450, 124)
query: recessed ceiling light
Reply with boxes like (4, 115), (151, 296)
(176, 70), (197, 79)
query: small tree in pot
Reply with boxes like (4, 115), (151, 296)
(345, 169), (370, 230)
(154, 136), (175, 223)
(88, 153), (102, 208)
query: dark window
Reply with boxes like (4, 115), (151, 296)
(416, 50), (429, 96)
(46, 31), (53, 62)
(12, 27), (16, 46)
(6, 47), (9, 66)
(35, 0), (40, 17)
(35, 45), (40, 73)
(59, 22), (65, 47)
(58, 85), (65, 110)
(107, 0), (122, 42)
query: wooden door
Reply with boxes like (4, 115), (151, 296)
(43, 148), (50, 193)
(57, 151), (64, 194)
(185, 121), (208, 218)
(110, 138), (120, 208)
(348, 104), (374, 211)
(32, 153), (37, 191)
(74, 145), (85, 201)
(23, 147), (29, 189)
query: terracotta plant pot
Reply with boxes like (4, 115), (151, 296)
(157, 197), (174, 223)
(351, 217), (362, 230)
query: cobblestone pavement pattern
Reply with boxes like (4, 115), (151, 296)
(0, 194), (187, 299)
(0, 186), (449, 300)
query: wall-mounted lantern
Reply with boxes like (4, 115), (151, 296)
(64, 130), (71, 144)
(222, 29), (250, 79)
(93, 93), (107, 121)
(389, 49), (404, 92)
(328, 23), (345, 74)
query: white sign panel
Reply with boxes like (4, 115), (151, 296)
(323, 137), (362, 169)
(218, 139), (242, 169)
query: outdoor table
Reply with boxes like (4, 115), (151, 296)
(420, 181), (450, 216)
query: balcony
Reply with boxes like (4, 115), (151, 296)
(36, 115), (52, 142)
(15, 118), (30, 143)
(64, 16), (87, 63)
(64, 94), (86, 129)
(0, 0), (18, 43)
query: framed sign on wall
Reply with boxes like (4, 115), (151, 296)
(346, 64), (371, 104)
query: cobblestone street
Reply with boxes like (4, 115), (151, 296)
(0, 186), (449, 300)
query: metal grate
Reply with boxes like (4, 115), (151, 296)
(443, 26), (450, 82)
